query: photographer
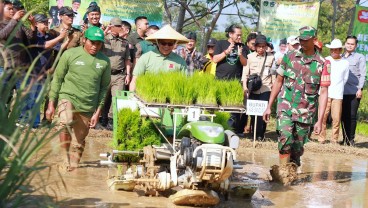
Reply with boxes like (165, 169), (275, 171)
(0, 0), (36, 73)
(50, 6), (82, 51)
(242, 35), (275, 140)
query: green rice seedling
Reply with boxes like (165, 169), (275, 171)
(213, 111), (232, 130)
(136, 73), (167, 103)
(114, 108), (161, 152)
(167, 72), (194, 105)
(217, 79), (244, 107)
(194, 73), (218, 105)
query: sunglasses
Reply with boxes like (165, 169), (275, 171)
(64, 14), (74, 18)
(159, 41), (175, 46)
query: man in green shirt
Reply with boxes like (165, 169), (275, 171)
(129, 25), (188, 91)
(46, 26), (111, 172)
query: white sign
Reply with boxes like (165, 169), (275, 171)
(246, 100), (268, 116)
(187, 108), (200, 121)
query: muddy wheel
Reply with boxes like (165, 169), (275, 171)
(169, 189), (220, 206)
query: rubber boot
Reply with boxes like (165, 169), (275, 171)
(59, 132), (72, 171)
(279, 153), (290, 165)
(270, 153), (297, 185)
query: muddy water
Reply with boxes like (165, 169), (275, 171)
(34, 133), (368, 208)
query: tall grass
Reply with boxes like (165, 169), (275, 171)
(0, 12), (60, 206)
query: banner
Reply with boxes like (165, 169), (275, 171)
(258, 0), (320, 51)
(49, 0), (163, 28)
(352, 5), (368, 74)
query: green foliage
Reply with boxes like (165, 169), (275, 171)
(114, 108), (161, 151)
(358, 89), (368, 122)
(135, 71), (244, 107)
(213, 111), (232, 130)
(356, 122), (368, 137)
(19, 0), (49, 14)
(0, 19), (59, 206)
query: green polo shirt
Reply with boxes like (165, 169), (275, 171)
(49, 46), (111, 116)
(133, 48), (188, 76)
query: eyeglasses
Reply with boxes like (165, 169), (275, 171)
(64, 14), (74, 18)
(159, 41), (175, 46)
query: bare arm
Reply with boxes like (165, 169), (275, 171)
(129, 75), (137, 91)
(314, 86), (328, 134)
(263, 74), (284, 122)
(213, 42), (234, 63)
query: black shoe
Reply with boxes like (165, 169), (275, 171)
(347, 140), (355, 147)
(256, 136), (264, 141)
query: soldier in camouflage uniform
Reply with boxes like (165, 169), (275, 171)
(263, 26), (330, 169)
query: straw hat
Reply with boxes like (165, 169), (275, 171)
(325, 39), (344, 49)
(145, 25), (189, 44)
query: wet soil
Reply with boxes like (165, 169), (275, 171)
(30, 129), (368, 207)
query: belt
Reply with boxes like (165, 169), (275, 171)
(111, 70), (125, 75)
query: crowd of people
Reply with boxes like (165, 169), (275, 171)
(0, 0), (366, 173)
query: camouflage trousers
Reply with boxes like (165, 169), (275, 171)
(277, 112), (311, 165)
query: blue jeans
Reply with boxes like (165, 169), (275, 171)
(16, 77), (44, 128)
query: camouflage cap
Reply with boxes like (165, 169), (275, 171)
(298, 26), (317, 40)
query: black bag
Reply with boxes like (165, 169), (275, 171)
(247, 54), (268, 93)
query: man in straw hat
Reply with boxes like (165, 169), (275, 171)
(263, 26), (330, 182)
(129, 25), (188, 91)
(46, 26), (111, 172)
(318, 39), (349, 144)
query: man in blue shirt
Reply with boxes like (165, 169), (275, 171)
(341, 35), (367, 146)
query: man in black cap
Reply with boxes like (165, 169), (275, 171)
(50, 6), (83, 50)
(49, 0), (64, 27)
(81, 3), (102, 31)
(201, 38), (217, 75)
(177, 31), (204, 75)
(26, 14), (68, 127)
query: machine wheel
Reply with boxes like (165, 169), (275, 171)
(183, 147), (193, 167)
(180, 137), (191, 155)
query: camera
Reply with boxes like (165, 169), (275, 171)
(67, 29), (74, 35)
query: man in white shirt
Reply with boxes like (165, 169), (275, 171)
(318, 39), (349, 144)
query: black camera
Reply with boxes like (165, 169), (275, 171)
(67, 29), (74, 35)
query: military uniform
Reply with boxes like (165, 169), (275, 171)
(50, 25), (83, 50)
(275, 27), (330, 165)
(102, 33), (131, 119)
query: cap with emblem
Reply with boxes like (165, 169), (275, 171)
(298, 26), (317, 40)
(34, 14), (48, 23)
(59, 6), (76, 16)
(84, 26), (105, 42)
(207, 38), (217, 46)
(5, 0), (24, 9)
(110, 17), (122, 26)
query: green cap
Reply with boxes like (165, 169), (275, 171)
(84, 26), (104, 42)
(298, 26), (317, 40)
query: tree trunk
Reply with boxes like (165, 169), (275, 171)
(348, 0), (360, 35)
(176, 0), (187, 33)
(202, 0), (225, 54)
(331, 0), (337, 39)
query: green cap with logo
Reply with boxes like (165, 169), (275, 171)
(84, 26), (105, 42)
(298, 26), (317, 40)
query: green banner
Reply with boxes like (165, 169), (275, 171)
(352, 5), (368, 74)
(49, 0), (163, 28)
(258, 0), (320, 47)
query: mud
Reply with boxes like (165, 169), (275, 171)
(30, 129), (368, 207)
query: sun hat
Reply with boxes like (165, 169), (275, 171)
(84, 26), (104, 42)
(325, 39), (344, 49)
(145, 25), (189, 44)
(255, 35), (267, 45)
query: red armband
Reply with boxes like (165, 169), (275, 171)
(320, 60), (331, 87)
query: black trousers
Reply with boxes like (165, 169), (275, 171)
(249, 91), (271, 138)
(341, 94), (361, 143)
(229, 94), (248, 134)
